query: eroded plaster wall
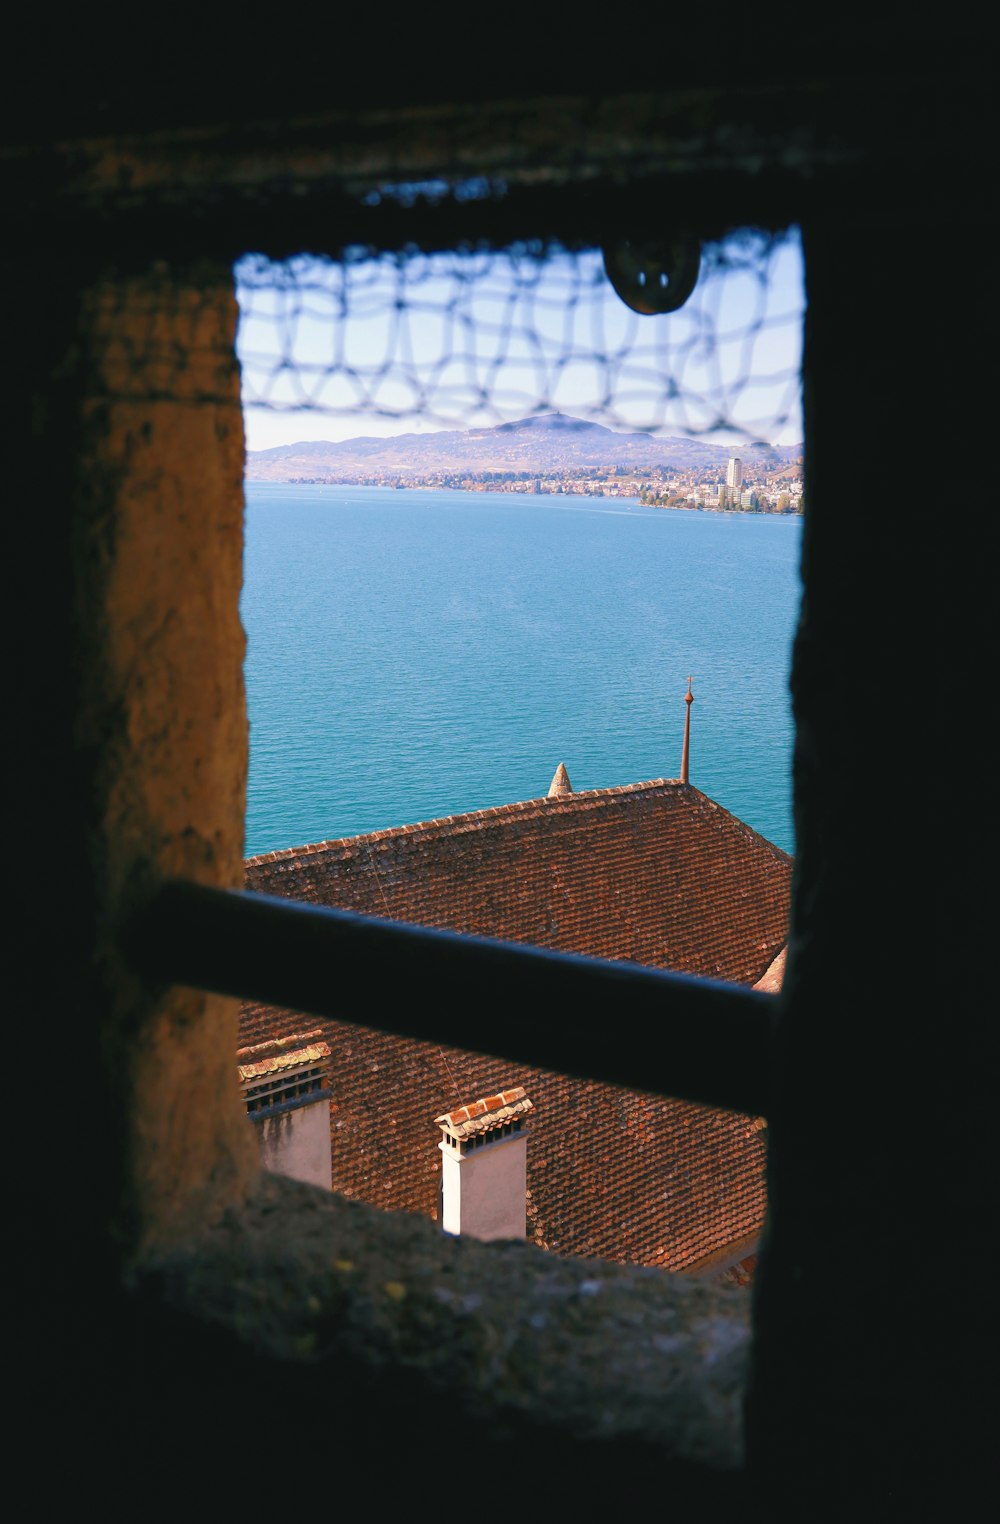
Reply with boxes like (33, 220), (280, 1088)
(440, 1135), (528, 1241)
(256, 1101), (332, 1189)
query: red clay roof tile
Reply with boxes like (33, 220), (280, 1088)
(246, 780), (790, 987)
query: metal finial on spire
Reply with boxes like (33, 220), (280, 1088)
(680, 676), (694, 785)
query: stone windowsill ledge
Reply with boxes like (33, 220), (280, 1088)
(133, 1172), (750, 1475)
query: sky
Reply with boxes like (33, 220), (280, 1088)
(236, 231), (804, 454)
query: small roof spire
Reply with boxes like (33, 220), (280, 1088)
(548, 761), (573, 797)
(680, 676), (694, 785)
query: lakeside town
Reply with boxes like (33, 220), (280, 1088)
(338, 456), (804, 513)
(267, 457), (804, 514)
(246, 414), (804, 514)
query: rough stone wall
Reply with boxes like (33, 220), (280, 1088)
(10, 259), (257, 1266)
(76, 266), (258, 1251)
(79, 263), (259, 1252)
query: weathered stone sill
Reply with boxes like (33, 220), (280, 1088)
(130, 1172), (749, 1498)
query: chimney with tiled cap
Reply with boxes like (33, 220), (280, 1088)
(237, 1029), (332, 1189)
(548, 761), (572, 797)
(436, 1087), (533, 1241)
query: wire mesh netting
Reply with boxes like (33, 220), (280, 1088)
(236, 229), (803, 446)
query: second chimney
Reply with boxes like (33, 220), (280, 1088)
(436, 1087), (533, 1241)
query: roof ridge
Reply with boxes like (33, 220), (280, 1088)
(677, 789), (794, 864)
(244, 777), (695, 866)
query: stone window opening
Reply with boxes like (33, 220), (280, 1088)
(13, 37), (987, 1515)
(97, 230), (776, 1498)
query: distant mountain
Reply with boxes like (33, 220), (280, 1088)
(246, 413), (803, 482)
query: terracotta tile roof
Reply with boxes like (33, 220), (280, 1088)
(239, 777), (789, 1276)
(436, 1088), (534, 1140)
(245, 779), (791, 987)
(237, 1003), (769, 1271)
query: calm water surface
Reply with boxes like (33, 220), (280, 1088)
(243, 485), (802, 857)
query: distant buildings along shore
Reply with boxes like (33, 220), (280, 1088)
(247, 457), (804, 514)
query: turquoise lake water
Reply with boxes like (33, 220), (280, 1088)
(242, 485), (802, 859)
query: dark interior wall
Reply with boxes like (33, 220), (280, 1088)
(747, 208), (994, 1515)
(6, 17), (995, 1515)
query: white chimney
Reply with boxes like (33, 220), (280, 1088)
(237, 1030), (332, 1189)
(436, 1087), (533, 1241)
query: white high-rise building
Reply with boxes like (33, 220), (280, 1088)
(726, 456), (743, 494)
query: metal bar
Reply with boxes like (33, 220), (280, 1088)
(128, 879), (775, 1117)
